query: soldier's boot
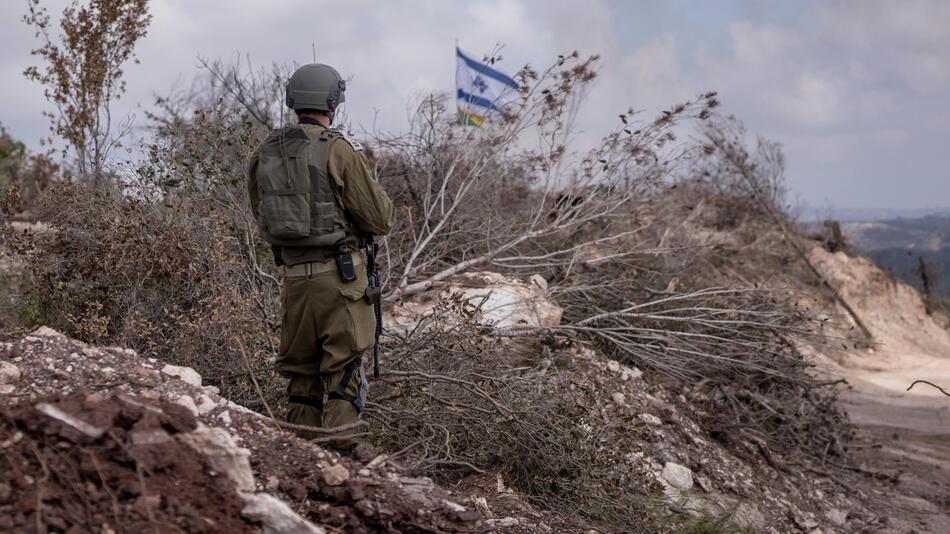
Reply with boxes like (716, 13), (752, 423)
(322, 355), (368, 451)
(286, 375), (325, 440)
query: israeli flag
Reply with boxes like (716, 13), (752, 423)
(456, 47), (520, 127)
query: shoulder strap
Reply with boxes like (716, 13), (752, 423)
(321, 128), (363, 151)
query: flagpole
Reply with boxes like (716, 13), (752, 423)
(455, 37), (461, 126)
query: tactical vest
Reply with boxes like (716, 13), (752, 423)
(255, 125), (358, 254)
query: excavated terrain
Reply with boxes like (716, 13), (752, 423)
(0, 328), (484, 533)
(0, 327), (900, 533)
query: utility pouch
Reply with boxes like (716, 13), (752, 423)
(256, 126), (312, 240)
(363, 286), (381, 304)
(336, 251), (357, 283)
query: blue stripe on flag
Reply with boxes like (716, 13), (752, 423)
(456, 48), (519, 89)
(457, 89), (507, 113)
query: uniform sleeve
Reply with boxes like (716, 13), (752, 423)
(246, 148), (260, 219)
(328, 138), (395, 236)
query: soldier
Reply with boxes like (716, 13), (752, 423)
(246, 64), (395, 449)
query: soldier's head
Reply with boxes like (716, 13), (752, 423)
(285, 63), (346, 125)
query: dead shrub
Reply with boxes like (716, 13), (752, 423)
(9, 181), (281, 410)
(371, 299), (664, 531)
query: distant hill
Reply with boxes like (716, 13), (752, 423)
(799, 206), (950, 223)
(839, 215), (950, 297)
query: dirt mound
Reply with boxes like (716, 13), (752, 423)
(0, 393), (253, 533)
(806, 244), (950, 398)
(0, 328), (485, 533)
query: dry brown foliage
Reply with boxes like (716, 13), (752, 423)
(23, 0), (151, 183)
(371, 299), (664, 531)
(8, 180), (281, 411)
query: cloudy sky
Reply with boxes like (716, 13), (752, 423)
(1, 0), (948, 213)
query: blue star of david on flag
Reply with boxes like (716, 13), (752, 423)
(455, 46), (520, 127)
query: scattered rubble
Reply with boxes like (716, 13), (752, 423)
(4, 238), (950, 532)
(0, 328), (485, 533)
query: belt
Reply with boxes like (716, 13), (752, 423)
(283, 254), (362, 278)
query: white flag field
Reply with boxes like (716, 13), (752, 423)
(455, 47), (520, 127)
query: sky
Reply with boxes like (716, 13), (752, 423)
(1, 0), (948, 213)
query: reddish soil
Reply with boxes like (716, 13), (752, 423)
(0, 393), (253, 534)
(236, 413), (484, 533)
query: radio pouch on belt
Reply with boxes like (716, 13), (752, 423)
(336, 251), (357, 283)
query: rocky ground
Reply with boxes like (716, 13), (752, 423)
(2, 244), (949, 532)
(0, 326), (906, 533)
(0, 328), (485, 533)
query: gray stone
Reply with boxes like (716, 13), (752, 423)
(0, 362), (21, 384)
(638, 413), (662, 426)
(662, 462), (694, 491)
(322, 464), (350, 486)
(241, 492), (323, 534)
(826, 508), (848, 526)
(160, 364), (202, 387)
(178, 426), (254, 492)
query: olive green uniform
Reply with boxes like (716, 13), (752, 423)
(247, 122), (394, 440)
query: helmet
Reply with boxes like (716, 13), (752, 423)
(285, 63), (346, 112)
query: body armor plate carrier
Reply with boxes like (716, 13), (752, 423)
(255, 126), (356, 249)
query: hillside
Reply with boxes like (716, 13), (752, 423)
(840, 215), (950, 298)
(4, 240), (950, 532)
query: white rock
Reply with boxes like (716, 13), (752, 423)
(441, 500), (467, 513)
(606, 360), (621, 373)
(241, 492), (324, 534)
(36, 403), (105, 438)
(528, 273), (548, 291)
(130, 429), (173, 446)
(472, 496), (489, 513)
(621, 367), (643, 381)
(387, 271), (562, 333)
(178, 426), (255, 492)
(161, 364), (202, 387)
(638, 413), (662, 426)
(30, 326), (66, 339)
(662, 462), (694, 491)
(172, 395), (199, 417)
(611, 392), (626, 405)
(196, 394), (218, 415)
(825, 508), (847, 526)
(0, 362), (21, 384)
(0, 384), (14, 395)
(217, 411), (232, 424)
(322, 464), (350, 486)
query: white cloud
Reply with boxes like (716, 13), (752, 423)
(727, 21), (795, 66)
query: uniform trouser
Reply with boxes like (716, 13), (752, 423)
(277, 257), (375, 447)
